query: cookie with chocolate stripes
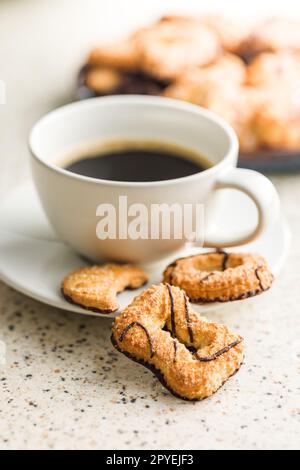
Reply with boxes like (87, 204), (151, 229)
(163, 251), (273, 303)
(112, 283), (244, 400)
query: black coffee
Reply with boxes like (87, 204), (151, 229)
(64, 144), (208, 182)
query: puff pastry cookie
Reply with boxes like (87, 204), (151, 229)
(112, 283), (244, 401)
(85, 67), (124, 95)
(254, 84), (300, 150)
(62, 264), (148, 313)
(137, 20), (220, 80)
(199, 15), (251, 53)
(163, 53), (246, 93)
(163, 251), (273, 303)
(88, 35), (140, 71)
(247, 51), (300, 87)
(159, 14), (250, 53)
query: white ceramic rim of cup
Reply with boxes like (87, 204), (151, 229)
(29, 95), (239, 188)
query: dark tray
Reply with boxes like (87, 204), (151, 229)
(238, 150), (300, 173)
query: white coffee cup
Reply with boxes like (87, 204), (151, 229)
(30, 95), (280, 263)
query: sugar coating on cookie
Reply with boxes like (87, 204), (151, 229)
(163, 252), (273, 303)
(62, 264), (148, 313)
(112, 283), (244, 401)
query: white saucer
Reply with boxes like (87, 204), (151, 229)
(0, 182), (291, 318)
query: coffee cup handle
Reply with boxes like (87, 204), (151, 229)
(202, 168), (280, 248)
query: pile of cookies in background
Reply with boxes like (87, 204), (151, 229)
(79, 15), (300, 154)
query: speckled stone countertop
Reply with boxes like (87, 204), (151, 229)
(0, 0), (300, 450)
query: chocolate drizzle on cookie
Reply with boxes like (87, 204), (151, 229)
(215, 248), (229, 271)
(167, 284), (176, 338)
(173, 339), (178, 363)
(119, 321), (154, 358)
(164, 251), (273, 303)
(195, 338), (242, 362)
(112, 283), (245, 401)
(184, 294), (194, 344)
(222, 252), (229, 271)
